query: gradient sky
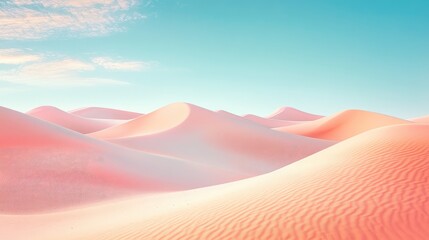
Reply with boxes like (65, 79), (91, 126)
(0, 0), (428, 118)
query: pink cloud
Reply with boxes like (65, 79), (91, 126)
(20, 59), (95, 76)
(92, 57), (153, 71)
(0, 49), (42, 64)
(0, 58), (126, 86)
(0, 0), (144, 39)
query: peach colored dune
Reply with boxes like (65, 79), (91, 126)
(268, 106), (323, 121)
(90, 103), (334, 174)
(27, 106), (124, 134)
(2, 124), (429, 240)
(1, 103), (428, 240)
(70, 107), (142, 120)
(410, 115), (429, 123)
(0, 106), (249, 213)
(276, 109), (410, 141)
(242, 114), (302, 128)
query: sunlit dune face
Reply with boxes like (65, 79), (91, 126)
(91, 103), (191, 139)
(276, 110), (410, 141)
(0, 103), (428, 239)
(1, 124), (428, 239)
(411, 115), (429, 123)
(268, 107), (323, 121)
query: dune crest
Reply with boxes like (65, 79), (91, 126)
(410, 115), (429, 123)
(91, 103), (190, 139)
(27, 106), (123, 134)
(70, 107), (142, 120)
(91, 102), (334, 174)
(242, 114), (302, 128)
(0, 106), (247, 213)
(268, 106), (323, 121)
(275, 109), (410, 140)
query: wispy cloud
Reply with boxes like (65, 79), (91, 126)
(0, 58), (126, 86)
(20, 59), (95, 76)
(0, 48), (42, 64)
(92, 57), (153, 71)
(0, 86), (25, 93)
(0, 48), (153, 86)
(0, 0), (144, 40)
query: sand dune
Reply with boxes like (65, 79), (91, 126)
(91, 103), (190, 138)
(242, 114), (302, 128)
(91, 103), (334, 174)
(27, 106), (123, 134)
(268, 106), (323, 121)
(2, 103), (427, 239)
(70, 107), (142, 120)
(3, 124), (428, 240)
(0, 107), (246, 213)
(217, 110), (301, 128)
(275, 109), (410, 141)
(410, 115), (429, 123)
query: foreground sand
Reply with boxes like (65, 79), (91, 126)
(1, 104), (428, 239)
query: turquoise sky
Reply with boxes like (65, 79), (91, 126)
(0, 0), (428, 118)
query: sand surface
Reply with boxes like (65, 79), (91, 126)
(70, 107), (142, 120)
(275, 109), (410, 140)
(267, 106), (323, 121)
(1, 103), (427, 239)
(27, 106), (124, 133)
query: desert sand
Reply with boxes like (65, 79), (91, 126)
(267, 106), (323, 121)
(275, 109), (410, 140)
(27, 106), (124, 133)
(90, 103), (333, 174)
(242, 114), (302, 128)
(0, 106), (250, 213)
(411, 115), (429, 123)
(70, 107), (142, 120)
(1, 103), (428, 240)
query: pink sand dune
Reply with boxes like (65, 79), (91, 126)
(243, 114), (303, 128)
(27, 106), (124, 134)
(410, 115), (429, 123)
(275, 109), (410, 141)
(3, 124), (428, 240)
(268, 106), (323, 121)
(91, 103), (334, 174)
(217, 110), (301, 128)
(0, 107), (247, 213)
(70, 107), (142, 120)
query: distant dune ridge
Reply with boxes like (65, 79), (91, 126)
(27, 106), (124, 134)
(242, 114), (301, 128)
(267, 106), (323, 121)
(0, 106), (249, 213)
(410, 115), (429, 123)
(1, 103), (428, 240)
(70, 107), (142, 120)
(90, 103), (333, 174)
(275, 109), (410, 140)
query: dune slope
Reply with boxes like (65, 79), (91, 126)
(70, 107), (142, 120)
(411, 115), (429, 123)
(0, 107), (245, 213)
(27, 106), (123, 133)
(276, 109), (410, 140)
(268, 106), (323, 121)
(91, 103), (334, 174)
(3, 124), (428, 240)
(242, 114), (302, 128)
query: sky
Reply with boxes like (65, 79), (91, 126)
(0, 0), (428, 118)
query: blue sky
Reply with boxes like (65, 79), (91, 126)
(0, 0), (428, 118)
